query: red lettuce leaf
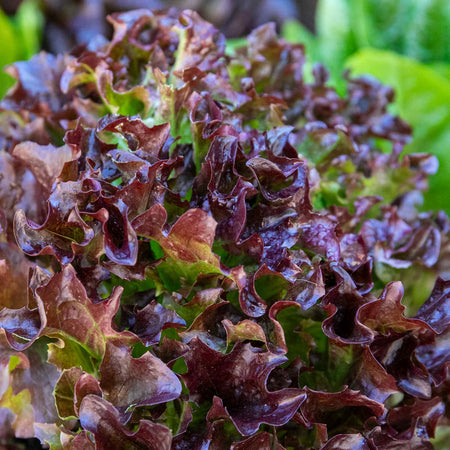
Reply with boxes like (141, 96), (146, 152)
(182, 337), (305, 435)
(415, 277), (450, 334)
(99, 340), (182, 417)
(79, 395), (172, 449)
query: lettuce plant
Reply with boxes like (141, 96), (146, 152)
(0, 9), (448, 449)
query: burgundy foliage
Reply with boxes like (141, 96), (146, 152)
(0, 7), (448, 449)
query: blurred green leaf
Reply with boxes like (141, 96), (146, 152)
(225, 37), (247, 56)
(347, 49), (450, 213)
(316, 0), (356, 76)
(315, 0), (450, 64)
(15, 0), (44, 59)
(404, 0), (450, 63)
(282, 20), (317, 54)
(353, 0), (416, 53)
(0, 7), (20, 96)
(285, 0), (357, 91)
(348, 0), (374, 48)
(431, 63), (450, 81)
(0, 0), (44, 98)
(431, 425), (450, 450)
